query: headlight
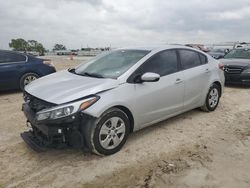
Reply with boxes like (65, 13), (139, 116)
(36, 96), (99, 121)
(49, 106), (74, 119)
(242, 68), (250, 74)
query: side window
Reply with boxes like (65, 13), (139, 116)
(179, 50), (201, 70)
(0, 51), (26, 63)
(138, 50), (178, 77)
(199, 53), (207, 64)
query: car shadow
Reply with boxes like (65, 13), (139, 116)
(0, 89), (21, 96)
(225, 84), (250, 89)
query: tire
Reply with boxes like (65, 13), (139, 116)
(83, 108), (130, 156)
(201, 83), (221, 112)
(20, 73), (39, 90)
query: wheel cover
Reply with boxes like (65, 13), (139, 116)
(99, 117), (126, 150)
(24, 75), (37, 86)
(208, 88), (219, 108)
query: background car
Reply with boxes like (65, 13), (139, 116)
(0, 50), (56, 91)
(208, 48), (228, 59)
(21, 46), (224, 155)
(185, 44), (209, 52)
(221, 48), (250, 86)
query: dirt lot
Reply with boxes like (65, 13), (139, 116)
(0, 56), (250, 188)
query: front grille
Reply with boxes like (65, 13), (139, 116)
(224, 66), (243, 74)
(24, 92), (56, 113)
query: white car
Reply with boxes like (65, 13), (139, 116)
(21, 45), (225, 155)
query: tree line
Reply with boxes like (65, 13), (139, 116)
(9, 38), (67, 56)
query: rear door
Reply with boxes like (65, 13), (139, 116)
(129, 49), (185, 128)
(178, 49), (210, 109)
(0, 51), (27, 90)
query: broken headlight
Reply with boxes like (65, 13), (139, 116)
(36, 96), (99, 121)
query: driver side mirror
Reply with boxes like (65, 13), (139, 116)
(135, 72), (160, 83)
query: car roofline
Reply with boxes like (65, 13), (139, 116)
(114, 44), (197, 53)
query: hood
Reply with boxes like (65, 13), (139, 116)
(220, 58), (250, 68)
(25, 70), (119, 104)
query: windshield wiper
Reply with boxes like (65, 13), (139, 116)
(80, 72), (104, 78)
(68, 68), (76, 73)
(69, 68), (104, 78)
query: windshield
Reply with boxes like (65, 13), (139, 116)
(224, 49), (250, 59)
(74, 49), (150, 79)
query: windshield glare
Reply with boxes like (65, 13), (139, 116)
(75, 50), (150, 79)
(224, 49), (250, 59)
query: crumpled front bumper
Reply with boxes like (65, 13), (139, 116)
(21, 103), (47, 152)
(21, 103), (88, 152)
(21, 131), (47, 152)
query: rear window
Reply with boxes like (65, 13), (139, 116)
(0, 51), (26, 63)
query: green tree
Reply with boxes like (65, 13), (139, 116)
(35, 43), (46, 56)
(9, 38), (28, 51)
(27, 40), (45, 56)
(27, 40), (38, 51)
(9, 38), (45, 56)
(53, 44), (67, 51)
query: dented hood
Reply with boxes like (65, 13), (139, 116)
(25, 70), (119, 104)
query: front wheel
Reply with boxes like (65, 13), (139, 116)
(201, 83), (221, 112)
(83, 108), (130, 156)
(20, 73), (39, 90)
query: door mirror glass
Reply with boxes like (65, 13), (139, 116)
(140, 72), (160, 82)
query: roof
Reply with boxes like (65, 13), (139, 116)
(117, 44), (194, 52)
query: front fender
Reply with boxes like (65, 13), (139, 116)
(83, 95), (134, 119)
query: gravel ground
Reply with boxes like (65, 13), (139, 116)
(0, 56), (249, 188)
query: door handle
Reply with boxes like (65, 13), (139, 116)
(175, 78), (183, 84)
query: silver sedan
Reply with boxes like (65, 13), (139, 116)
(22, 45), (225, 155)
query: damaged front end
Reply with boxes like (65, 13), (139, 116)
(21, 92), (98, 152)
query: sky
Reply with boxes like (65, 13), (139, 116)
(1, 0), (250, 50)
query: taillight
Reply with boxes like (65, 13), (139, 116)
(218, 63), (224, 70)
(43, 59), (54, 67)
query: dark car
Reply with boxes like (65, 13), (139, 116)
(208, 48), (228, 59)
(0, 50), (56, 91)
(221, 48), (250, 86)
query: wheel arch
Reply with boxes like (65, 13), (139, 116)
(18, 70), (41, 81)
(212, 81), (222, 97)
(106, 105), (134, 133)
(19, 71), (41, 90)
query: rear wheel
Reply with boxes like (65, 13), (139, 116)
(201, 83), (220, 112)
(20, 73), (39, 90)
(83, 108), (130, 156)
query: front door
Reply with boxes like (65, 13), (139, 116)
(129, 49), (184, 128)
